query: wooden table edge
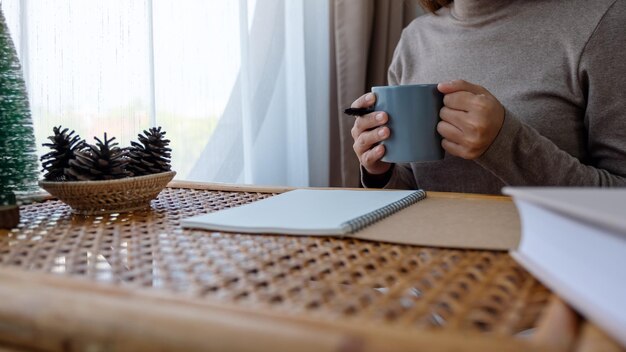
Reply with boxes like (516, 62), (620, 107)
(0, 267), (545, 352)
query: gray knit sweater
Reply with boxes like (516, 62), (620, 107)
(362, 0), (626, 194)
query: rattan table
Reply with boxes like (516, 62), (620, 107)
(0, 181), (622, 352)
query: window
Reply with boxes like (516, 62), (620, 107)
(3, 0), (329, 186)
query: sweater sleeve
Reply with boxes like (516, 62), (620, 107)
(361, 33), (419, 189)
(475, 0), (626, 187)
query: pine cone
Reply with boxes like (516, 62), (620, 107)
(127, 127), (172, 176)
(66, 133), (129, 181)
(40, 126), (84, 181)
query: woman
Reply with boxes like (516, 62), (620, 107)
(351, 0), (626, 194)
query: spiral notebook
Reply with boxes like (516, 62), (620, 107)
(181, 189), (425, 236)
(181, 189), (521, 250)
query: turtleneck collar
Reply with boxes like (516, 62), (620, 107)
(450, 0), (511, 22)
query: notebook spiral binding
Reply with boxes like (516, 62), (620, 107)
(341, 190), (427, 234)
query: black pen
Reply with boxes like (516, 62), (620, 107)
(343, 107), (375, 117)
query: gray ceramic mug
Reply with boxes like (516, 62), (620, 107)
(372, 84), (444, 163)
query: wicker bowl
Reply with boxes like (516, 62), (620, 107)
(39, 171), (176, 215)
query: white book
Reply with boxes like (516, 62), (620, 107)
(503, 187), (626, 347)
(182, 189), (425, 235)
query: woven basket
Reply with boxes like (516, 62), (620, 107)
(39, 171), (176, 215)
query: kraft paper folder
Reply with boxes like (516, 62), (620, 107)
(182, 189), (520, 250)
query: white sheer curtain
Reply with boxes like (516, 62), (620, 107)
(2, 0), (329, 187)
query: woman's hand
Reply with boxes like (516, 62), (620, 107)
(437, 80), (505, 160)
(350, 93), (393, 175)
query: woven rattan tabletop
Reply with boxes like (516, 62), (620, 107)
(0, 181), (622, 352)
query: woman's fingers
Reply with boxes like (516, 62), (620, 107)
(436, 80), (505, 160)
(361, 144), (386, 166)
(349, 92), (392, 176)
(441, 138), (466, 158)
(353, 126), (389, 155)
(351, 112), (387, 139)
(351, 92), (376, 108)
(438, 79), (489, 96)
(437, 120), (464, 145)
(439, 106), (467, 128)
(442, 91), (476, 112)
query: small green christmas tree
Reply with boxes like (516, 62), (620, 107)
(0, 8), (39, 228)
